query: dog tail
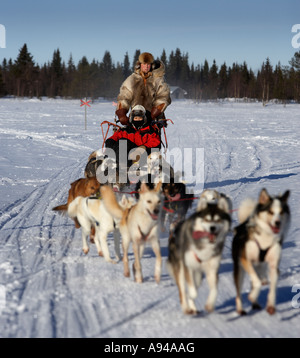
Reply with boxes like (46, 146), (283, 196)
(100, 185), (124, 220)
(67, 197), (81, 219)
(238, 198), (256, 223)
(52, 203), (68, 214)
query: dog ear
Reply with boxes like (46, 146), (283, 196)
(197, 197), (208, 212)
(140, 182), (149, 194)
(281, 190), (290, 203)
(259, 188), (271, 205)
(218, 197), (230, 213)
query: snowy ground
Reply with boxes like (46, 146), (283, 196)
(0, 98), (299, 338)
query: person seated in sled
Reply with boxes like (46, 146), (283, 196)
(115, 52), (171, 128)
(104, 105), (161, 169)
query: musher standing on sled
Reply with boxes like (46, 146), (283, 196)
(100, 52), (171, 185)
(115, 52), (171, 126)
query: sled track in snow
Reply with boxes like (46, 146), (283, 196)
(0, 157), (88, 337)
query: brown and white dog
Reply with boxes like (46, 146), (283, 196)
(52, 177), (100, 227)
(67, 194), (135, 263)
(100, 182), (162, 283)
(232, 188), (290, 315)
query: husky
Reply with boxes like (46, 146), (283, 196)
(67, 194), (135, 263)
(167, 194), (231, 314)
(100, 182), (162, 283)
(232, 188), (290, 315)
(161, 179), (194, 232)
(146, 151), (175, 181)
(200, 189), (232, 212)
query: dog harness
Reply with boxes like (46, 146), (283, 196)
(253, 238), (272, 262)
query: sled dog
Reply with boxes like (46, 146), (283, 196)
(146, 151), (175, 180)
(84, 151), (104, 178)
(52, 177), (100, 228)
(161, 179), (194, 232)
(232, 188), (290, 315)
(200, 189), (232, 212)
(67, 194), (135, 263)
(167, 193), (231, 314)
(100, 182), (162, 283)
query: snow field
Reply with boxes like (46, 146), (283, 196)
(0, 98), (299, 338)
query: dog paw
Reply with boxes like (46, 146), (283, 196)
(266, 306), (276, 315)
(83, 247), (89, 255)
(252, 302), (262, 311)
(205, 304), (215, 313)
(183, 308), (198, 315)
(154, 274), (161, 284)
(124, 270), (130, 278)
(135, 277), (143, 283)
(108, 259), (117, 265)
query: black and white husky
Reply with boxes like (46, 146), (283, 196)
(167, 193), (231, 315)
(232, 188), (290, 315)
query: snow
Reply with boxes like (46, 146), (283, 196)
(0, 97), (299, 338)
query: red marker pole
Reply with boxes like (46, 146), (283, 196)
(80, 98), (91, 130)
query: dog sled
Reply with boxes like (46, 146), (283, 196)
(85, 116), (174, 189)
(84, 115), (196, 231)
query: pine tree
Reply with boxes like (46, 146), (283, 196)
(13, 44), (37, 97)
(260, 58), (273, 104)
(49, 48), (64, 97)
(122, 52), (131, 79)
(132, 50), (140, 71)
(208, 59), (218, 99)
(100, 51), (114, 98)
(160, 49), (167, 67)
(219, 62), (228, 98)
(201, 60), (210, 99)
(289, 51), (300, 101)
(0, 68), (5, 96)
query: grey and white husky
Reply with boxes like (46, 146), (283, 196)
(167, 193), (231, 315)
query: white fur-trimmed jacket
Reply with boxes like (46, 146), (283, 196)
(117, 61), (171, 113)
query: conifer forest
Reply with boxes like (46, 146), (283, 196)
(0, 44), (299, 102)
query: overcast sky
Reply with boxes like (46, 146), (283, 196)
(1, 0), (299, 71)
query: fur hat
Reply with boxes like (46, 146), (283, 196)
(138, 52), (154, 64)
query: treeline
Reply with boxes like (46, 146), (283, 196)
(0, 44), (300, 102)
